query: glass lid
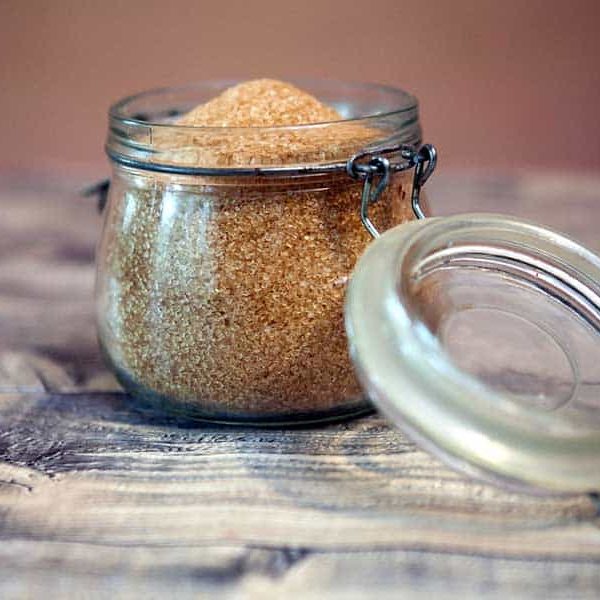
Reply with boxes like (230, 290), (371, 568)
(345, 214), (600, 494)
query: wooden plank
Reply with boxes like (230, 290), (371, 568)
(1, 541), (599, 600)
(1, 170), (600, 598)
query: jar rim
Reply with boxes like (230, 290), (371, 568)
(106, 78), (423, 173)
(109, 78), (420, 132)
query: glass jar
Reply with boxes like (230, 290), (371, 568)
(96, 80), (435, 424)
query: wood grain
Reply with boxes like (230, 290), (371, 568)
(1, 170), (600, 599)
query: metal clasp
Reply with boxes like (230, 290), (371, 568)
(347, 143), (437, 238)
(411, 144), (437, 220)
(85, 144), (437, 233)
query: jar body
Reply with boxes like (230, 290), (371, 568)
(96, 165), (416, 423)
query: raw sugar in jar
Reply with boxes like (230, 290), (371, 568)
(95, 79), (436, 424)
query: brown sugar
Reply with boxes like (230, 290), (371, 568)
(100, 79), (414, 422)
(178, 79), (342, 127)
(155, 80), (382, 168)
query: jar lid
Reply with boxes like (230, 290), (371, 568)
(345, 214), (600, 493)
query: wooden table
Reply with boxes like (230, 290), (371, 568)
(1, 169), (600, 598)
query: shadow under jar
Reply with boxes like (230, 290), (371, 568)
(96, 79), (433, 424)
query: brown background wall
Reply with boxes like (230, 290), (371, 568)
(1, 0), (599, 173)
